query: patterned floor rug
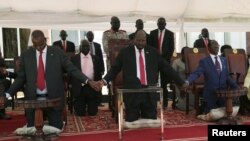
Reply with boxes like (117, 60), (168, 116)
(1, 106), (250, 140)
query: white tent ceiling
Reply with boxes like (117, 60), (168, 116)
(1, 0), (250, 32)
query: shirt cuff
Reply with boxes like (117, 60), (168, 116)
(5, 93), (12, 100)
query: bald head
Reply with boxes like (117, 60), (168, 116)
(31, 30), (46, 52)
(134, 30), (147, 49)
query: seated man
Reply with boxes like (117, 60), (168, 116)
(172, 47), (194, 111)
(0, 57), (16, 120)
(239, 67), (250, 115)
(186, 40), (239, 121)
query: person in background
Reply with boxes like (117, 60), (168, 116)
(70, 39), (103, 116)
(149, 17), (175, 108)
(186, 40), (239, 121)
(53, 30), (75, 53)
(3, 30), (99, 129)
(172, 47), (194, 111)
(129, 19), (150, 44)
(220, 44), (232, 57)
(193, 28), (210, 53)
(86, 31), (105, 107)
(99, 30), (186, 122)
(0, 54), (16, 120)
(102, 16), (129, 71)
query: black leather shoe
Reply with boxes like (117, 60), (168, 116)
(0, 113), (11, 120)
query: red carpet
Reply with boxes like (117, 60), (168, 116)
(0, 108), (249, 141)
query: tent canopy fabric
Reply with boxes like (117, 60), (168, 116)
(1, 0), (250, 32)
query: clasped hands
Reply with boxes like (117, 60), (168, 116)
(88, 80), (106, 91)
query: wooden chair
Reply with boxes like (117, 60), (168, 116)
(108, 39), (131, 121)
(184, 48), (208, 115)
(224, 48), (248, 86)
(224, 48), (248, 116)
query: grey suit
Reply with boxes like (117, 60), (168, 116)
(104, 45), (184, 121)
(6, 46), (89, 129)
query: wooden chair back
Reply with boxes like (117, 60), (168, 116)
(224, 48), (248, 86)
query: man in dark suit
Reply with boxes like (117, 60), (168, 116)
(186, 40), (238, 115)
(70, 39), (103, 116)
(3, 30), (99, 129)
(99, 30), (186, 122)
(149, 17), (175, 108)
(86, 31), (105, 107)
(0, 56), (16, 120)
(193, 28), (210, 53)
(53, 30), (75, 53)
(129, 19), (150, 44)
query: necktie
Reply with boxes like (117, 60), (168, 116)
(82, 56), (88, 74)
(37, 52), (45, 90)
(89, 43), (93, 55)
(139, 50), (146, 85)
(214, 56), (221, 74)
(157, 31), (162, 53)
(204, 38), (209, 52)
(63, 41), (66, 52)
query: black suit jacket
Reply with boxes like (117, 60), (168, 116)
(149, 29), (174, 63)
(6, 46), (89, 108)
(193, 38), (211, 48)
(93, 42), (105, 74)
(53, 40), (75, 53)
(103, 45), (184, 89)
(70, 53), (102, 97)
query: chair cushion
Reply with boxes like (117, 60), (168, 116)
(14, 122), (65, 135)
(124, 118), (163, 129)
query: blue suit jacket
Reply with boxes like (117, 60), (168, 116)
(187, 55), (238, 112)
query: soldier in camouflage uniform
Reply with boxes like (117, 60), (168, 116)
(102, 16), (128, 71)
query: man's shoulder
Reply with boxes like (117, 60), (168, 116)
(118, 30), (127, 33)
(103, 29), (112, 33)
(94, 42), (101, 46)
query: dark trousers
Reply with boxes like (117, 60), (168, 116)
(160, 72), (170, 107)
(124, 92), (157, 122)
(73, 85), (98, 116)
(25, 107), (63, 130)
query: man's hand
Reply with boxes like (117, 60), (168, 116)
(88, 80), (103, 91)
(181, 80), (189, 90)
(0, 67), (8, 77)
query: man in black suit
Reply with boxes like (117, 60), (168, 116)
(0, 56), (16, 120)
(129, 19), (150, 44)
(86, 31), (105, 107)
(53, 30), (75, 53)
(193, 28), (210, 52)
(149, 17), (175, 108)
(70, 39), (103, 116)
(99, 30), (186, 122)
(3, 30), (99, 129)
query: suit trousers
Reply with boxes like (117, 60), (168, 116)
(160, 72), (170, 107)
(73, 85), (98, 116)
(124, 92), (157, 122)
(25, 107), (63, 130)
